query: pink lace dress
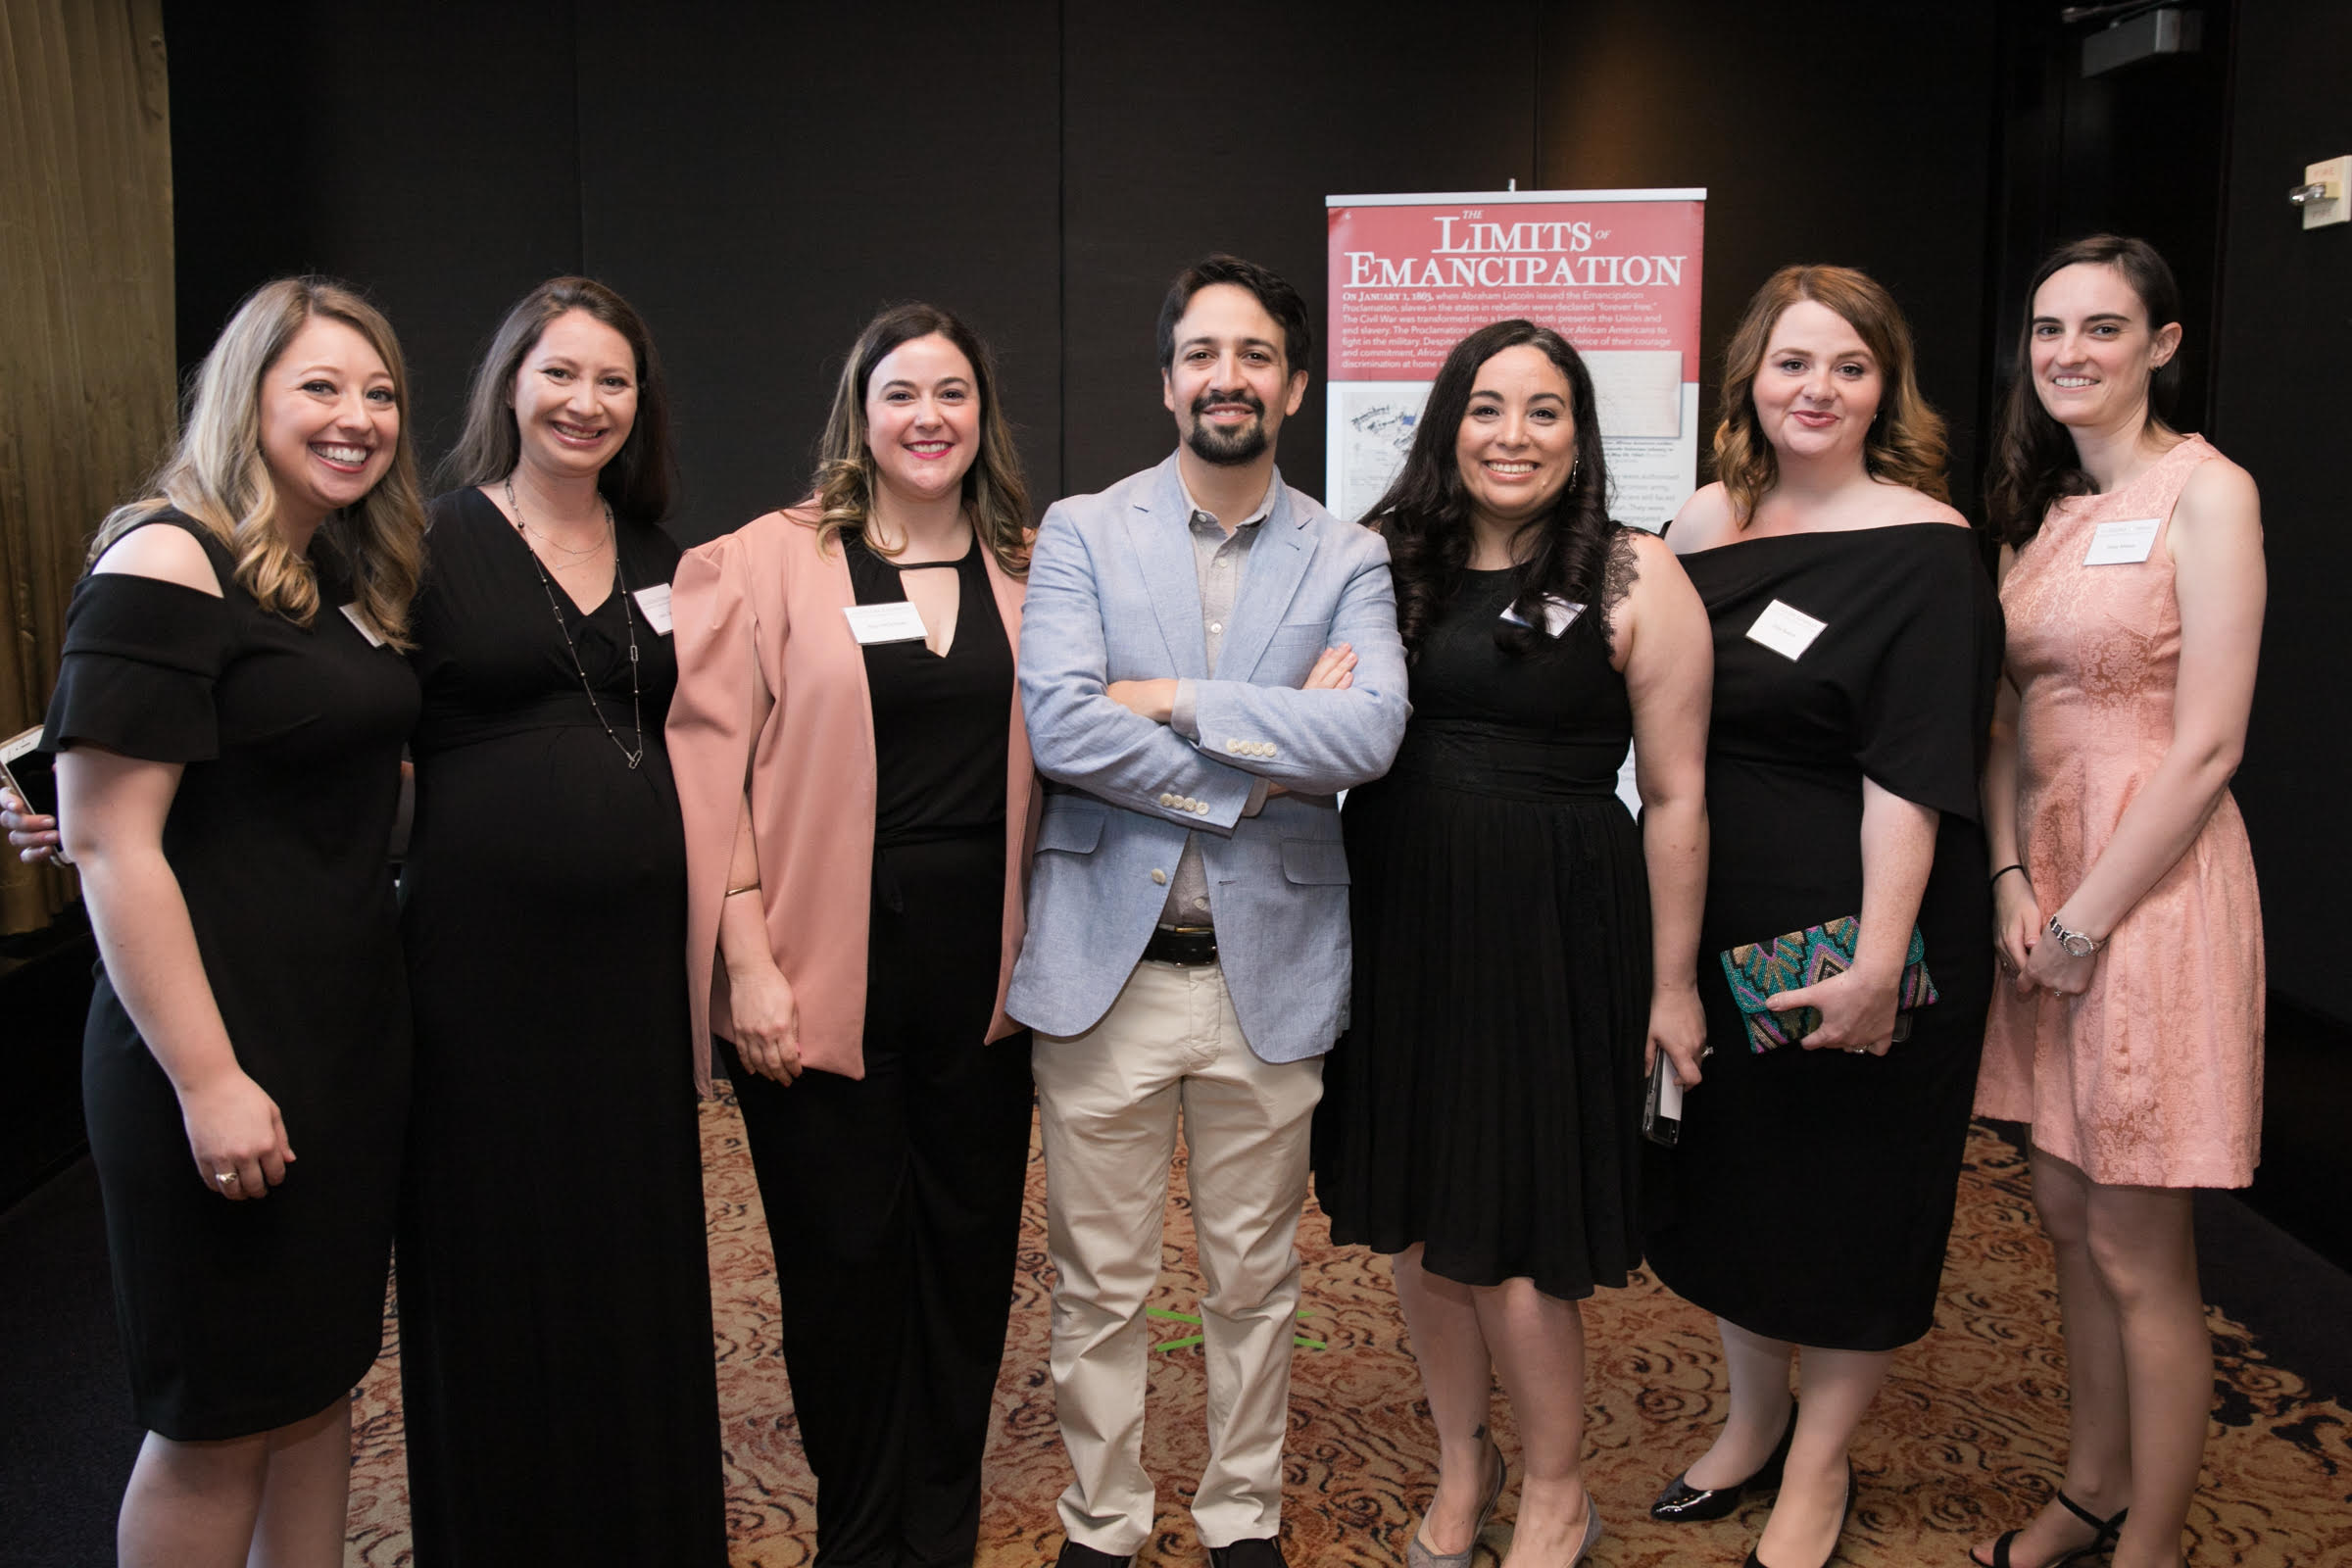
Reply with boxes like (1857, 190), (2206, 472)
(1976, 434), (2264, 1188)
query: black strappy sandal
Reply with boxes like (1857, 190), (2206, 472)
(1971, 1491), (2129, 1568)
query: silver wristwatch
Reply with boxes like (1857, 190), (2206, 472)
(2045, 913), (2104, 958)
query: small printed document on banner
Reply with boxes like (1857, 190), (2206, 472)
(1324, 188), (1706, 536)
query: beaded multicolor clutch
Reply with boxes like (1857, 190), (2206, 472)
(1719, 916), (1937, 1053)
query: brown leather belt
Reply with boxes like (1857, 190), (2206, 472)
(1142, 924), (1219, 966)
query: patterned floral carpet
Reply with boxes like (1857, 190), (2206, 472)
(345, 1102), (2352, 1567)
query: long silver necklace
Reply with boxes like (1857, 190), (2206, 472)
(506, 478), (644, 769)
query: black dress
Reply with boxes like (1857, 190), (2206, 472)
(1315, 549), (1650, 1300)
(41, 512), (417, 1441)
(719, 533), (1035, 1568)
(395, 488), (723, 1564)
(1643, 523), (2001, 1350)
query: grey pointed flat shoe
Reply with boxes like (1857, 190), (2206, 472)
(1565, 1503), (1604, 1566)
(1405, 1429), (1507, 1568)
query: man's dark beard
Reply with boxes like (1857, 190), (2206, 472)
(1185, 389), (1269, 466)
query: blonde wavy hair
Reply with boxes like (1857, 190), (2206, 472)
(90, 276), (426, 645)
(1712, 265), (1949, 525)
(808, 303), (1030, 573)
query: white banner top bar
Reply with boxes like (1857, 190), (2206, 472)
(1325, 187), (1706, 208)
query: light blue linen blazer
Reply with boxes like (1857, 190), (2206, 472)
(1008, 454), (1410, 1062)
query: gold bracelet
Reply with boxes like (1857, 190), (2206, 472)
(723, 883), (761, 898)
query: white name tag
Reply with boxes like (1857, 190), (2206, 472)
(1745, 599), (1827, 661)
(338, 602), (386, 647)
(1499, 595), (1585, 637)
(631, 583), (674, 635)
(2082, 516), (2161, 565)
(843, 601), (928, 645)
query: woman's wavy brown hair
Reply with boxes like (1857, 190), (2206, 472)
(90, 276), (425, 645)
(1363, 318), (1618, 658)
(1712, 265), (1948, 524)
(807, 303), (1030, 573)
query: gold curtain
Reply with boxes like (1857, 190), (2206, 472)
(0, 0), (173, 933)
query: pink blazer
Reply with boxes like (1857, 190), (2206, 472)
(667, 507), (1039, 1095)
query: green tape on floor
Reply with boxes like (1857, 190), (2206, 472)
(1145, 1305), (1324, 1352)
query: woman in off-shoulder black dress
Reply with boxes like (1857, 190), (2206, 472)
(1648, 524), (1999, 1348)
(1643, 267), (1999, 1568)
(41, 278), (425, 1568)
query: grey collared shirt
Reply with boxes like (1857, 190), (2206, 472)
(1159, 475), (1276, 927)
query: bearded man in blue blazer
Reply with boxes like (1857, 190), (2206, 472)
(1010, 255), (1410, 1568)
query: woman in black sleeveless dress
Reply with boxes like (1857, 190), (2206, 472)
(394, 278), (725, 1565)
(1643, 268), (2000, 1568)
(41, 279), (425, 1568)
(1313, 320), (1713, 1568)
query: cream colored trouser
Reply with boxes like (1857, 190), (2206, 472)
(1031, 958), (1326, 1555)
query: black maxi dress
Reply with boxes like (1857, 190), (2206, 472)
(1315, 547), (1650, 1300)
(1643, 523), (2001, 1350)
(42, 512), (417, 1441)
(718, 534), (1036, 1568)
(394, 488), (724, 1564)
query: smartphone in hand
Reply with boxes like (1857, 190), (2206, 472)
(1, 725), (68, 864)
(1642, 1050), (1684, 1147)
(0, 726), (59, 814)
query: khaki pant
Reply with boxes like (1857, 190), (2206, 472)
(1031, 959), (1326, 1554)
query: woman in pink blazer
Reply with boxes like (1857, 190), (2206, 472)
(666, 303), (1038, 1568)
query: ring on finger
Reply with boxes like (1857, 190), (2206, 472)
(216, 1170), (239, 1189)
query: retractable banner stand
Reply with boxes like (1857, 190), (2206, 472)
(1324, 188), (1706, 531)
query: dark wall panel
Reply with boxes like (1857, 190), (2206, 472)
(576, 2), (1062, 543)
(167, 12), (307, 368)
(1059, 2), (1537, 506)
(168, 1), (2009, 526)
(2213, 0), (2352, 1025)
(166, 1), (582, 466)
(1532, 1), (2000, 513)
(1982, 3), (2235, 461)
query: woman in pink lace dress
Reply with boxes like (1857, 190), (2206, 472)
(1972, 235), (2266, 1568)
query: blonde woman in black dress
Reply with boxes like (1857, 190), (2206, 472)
(40, 278), (424, 1568)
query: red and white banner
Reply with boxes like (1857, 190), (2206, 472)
(1324, 188), (1706, 529)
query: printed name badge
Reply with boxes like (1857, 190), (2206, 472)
(2083, 517), (2161, 566)
(632, 583), (674, 635)
(1499, 595), (1586, 637)
(337, 603), (386, 648)
(1745, 599), (1827, 661)
(842, 601), (928, 645)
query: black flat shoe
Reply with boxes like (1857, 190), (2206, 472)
(1741, 1457), (1853, 1568)
(1970, 1490), (2129, 1568)
(1651, 1399), (1800, 1522)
